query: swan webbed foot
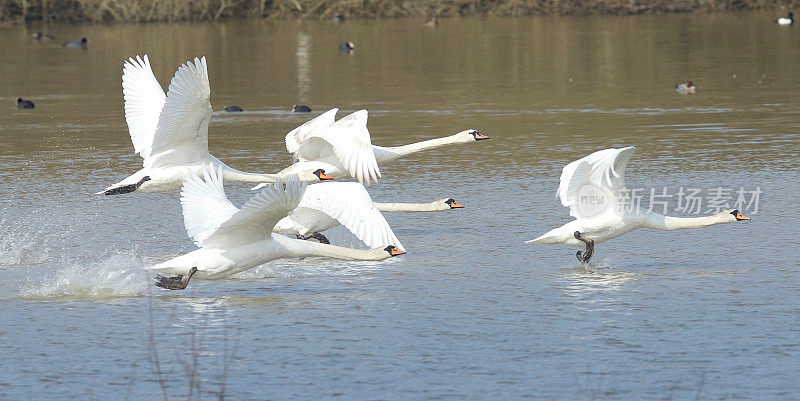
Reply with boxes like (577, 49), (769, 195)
(299, 233), (330, 244)
(573, 231), (595, 263)
(154, 267), (197, 290)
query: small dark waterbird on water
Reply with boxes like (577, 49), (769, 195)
(63, 37), (87, 49)
(17, 98), (34, 109)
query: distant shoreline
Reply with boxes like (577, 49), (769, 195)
(1, 0), (793, 24)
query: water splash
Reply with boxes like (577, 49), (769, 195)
(18, 252), (151, 300)
(0, 227), (50, 266)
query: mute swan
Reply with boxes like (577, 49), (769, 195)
(98, 55), (332, 195)
(287, 109), (488, 165)
(374, 198), (464, 212)
(526, 146), (750, 263)
(676, 81), (696, 93)
(777, 12), (793, 25)
(151, 166), (405, 290)
(273, 182), (405, 250)
(256, 109), (486, 189)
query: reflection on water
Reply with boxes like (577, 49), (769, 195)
(0, 12), (799, 400)
(296, 31), (311, 103)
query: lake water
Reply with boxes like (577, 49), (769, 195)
(1, 12), (799, 399)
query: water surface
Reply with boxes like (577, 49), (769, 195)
(1, 13), (799, 399)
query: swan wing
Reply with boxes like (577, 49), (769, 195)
(557, 146), (636, 217)
(146, 57), (212, 168)
(299, 182), (404, 251)
(285, 108), (338, 155)
(122, 55), (165, 161)
(180, 165), (240, 247)
(204, 175), (307, 248)
(296, 110), (381, 184)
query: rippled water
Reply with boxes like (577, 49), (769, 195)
(1, 13), (799, 399)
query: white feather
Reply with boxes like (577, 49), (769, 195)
(557, 146), (636, 217)
(122, 55), (166, 161)
(179, 165), (307, 249)
(286, 182), (404, 251)
(147, 56), (212, 169)
(285, 108), (338, 155)
(294, 110), (381, 185)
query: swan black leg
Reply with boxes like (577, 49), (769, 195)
(573, 231), (595, 263)
(103, 176), (151, 195)
(154, 267), (198, 290)
(310, 233), (330, 244)
(298, 233), (330, 244)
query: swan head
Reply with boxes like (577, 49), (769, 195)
(452, 129), (489, 143)
(312, 169), (335, 182)
(729, 209), (750, 221)
(443, 198), (464, 209)
(717, 209), (750, 222)
(384, 245), (406, 256)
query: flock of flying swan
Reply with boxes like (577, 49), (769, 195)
(99, 55), (750, 290)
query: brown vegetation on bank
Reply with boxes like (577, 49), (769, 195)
(0, 0), (795, 23)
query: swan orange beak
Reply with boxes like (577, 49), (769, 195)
(473, 132), (490, 141)
(736, 212), (750, 221)
(319, 172), (335, 181)
(390, 248), (406, 256)
(449, 201), (465, 208)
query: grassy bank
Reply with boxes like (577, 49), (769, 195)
(1, 0), (795, 23)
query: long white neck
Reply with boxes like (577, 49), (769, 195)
(372, 134), (468, 163)
(221, 167), (280, 183)
(272, 234), (388, 261)
(374, 201), (447, 212)
(640, 211), (732, 231)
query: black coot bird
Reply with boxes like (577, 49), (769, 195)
(292, 105), (312, 113)
(224, 105), (244, 112)
(17, 98), (34, 109)
(63, 37), (87, 49)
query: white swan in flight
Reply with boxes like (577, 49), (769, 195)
(150, 166), (405, 290)
(98, 55), (332, 195)
(273, 182), (405, 251)
(276, 190), (463, 245)
(252, 109), (487, 189)
(526, 146), (750, 263)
